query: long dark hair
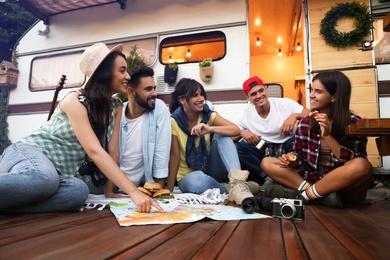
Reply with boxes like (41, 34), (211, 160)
(169, 78), (207, 113)
(311, 70), (351, 140)
(80, 51), (126, 143)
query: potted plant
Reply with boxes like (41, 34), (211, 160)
(199, 58), (214, 82)
(127, 44), (146, 69)
(164, 63), (178, 84)
(116, 45), (146, 102)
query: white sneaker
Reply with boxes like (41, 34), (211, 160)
(224, 181), (260, 195)
(228, 169), (253, 205)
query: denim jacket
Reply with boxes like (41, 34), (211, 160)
(119, 99), (171, 183)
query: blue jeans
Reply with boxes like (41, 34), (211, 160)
(235, 141), (267, 183)
(0, 142), (89, 213)
(235, 136), (294, 184)
(178, 134), (241, 194)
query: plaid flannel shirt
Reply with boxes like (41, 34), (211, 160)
(293, 113), (368, 182)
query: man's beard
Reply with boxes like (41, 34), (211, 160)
(135, 92), (156, 111)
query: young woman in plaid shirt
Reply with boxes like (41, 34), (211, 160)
(262, 71), (372, 208)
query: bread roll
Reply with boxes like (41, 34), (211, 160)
(144, 182), (162, 192)
(286, 152), (297, 167)
(309, 110), (319, 118)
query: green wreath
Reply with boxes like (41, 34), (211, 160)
(320, 1), (372, 48)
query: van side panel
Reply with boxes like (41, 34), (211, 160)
(16, 0), (246, 54)
(8, 0), (248, 143)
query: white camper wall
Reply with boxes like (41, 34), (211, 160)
(213, 101), (248, 124)
(8, 0), (248, 142)
(16, 0), (246, 53)
(377, 64), (390, 169)
(8, 114), (48, 143)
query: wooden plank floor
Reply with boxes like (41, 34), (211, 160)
(0, 199), (389, 259)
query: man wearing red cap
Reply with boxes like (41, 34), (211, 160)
(234, 76), (310, 190)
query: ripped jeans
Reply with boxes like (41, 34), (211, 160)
(0, 142), (89, 213)
(178, 134), (241, 194)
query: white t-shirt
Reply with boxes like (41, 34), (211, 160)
(119, 114), (144, 186)
(236, 98), (303, 144)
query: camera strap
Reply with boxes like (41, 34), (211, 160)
(79, 95), (109, 152)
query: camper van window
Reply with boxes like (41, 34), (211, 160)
(374, 17), (390, 64)
(111, 37), (157, 66)
(160, 31), (226, 65)
(30, 52), (85, 91)
(29, 38), (157, 91)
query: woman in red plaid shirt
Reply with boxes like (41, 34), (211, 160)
(262, 71), (373, 208)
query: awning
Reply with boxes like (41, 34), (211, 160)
(17, 0), (127, 25)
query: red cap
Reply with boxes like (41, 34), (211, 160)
(243, 76), (264, 94)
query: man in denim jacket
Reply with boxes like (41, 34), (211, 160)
(104, 66), (171, 197)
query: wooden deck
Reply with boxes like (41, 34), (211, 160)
(1, 194), (389, 260)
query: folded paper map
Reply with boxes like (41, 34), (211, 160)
(109, 201), (271, 226)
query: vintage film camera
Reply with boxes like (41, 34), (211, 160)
(271, 198), (304, 220)
(78, 156), (107, 187)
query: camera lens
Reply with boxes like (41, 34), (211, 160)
(91, 170), (107, 187)
(281, 204), (296, 219)
(242, 197), (257, 214)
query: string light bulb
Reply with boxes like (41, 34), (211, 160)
(278, 49), (282, 57)
(256, 37), (261, 46)
(296, 42), (302, 51)
(186, 48), (191, 57)
(361, 40), (373, 51)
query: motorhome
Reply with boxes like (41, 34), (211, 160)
(4, 0), (390, 172)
